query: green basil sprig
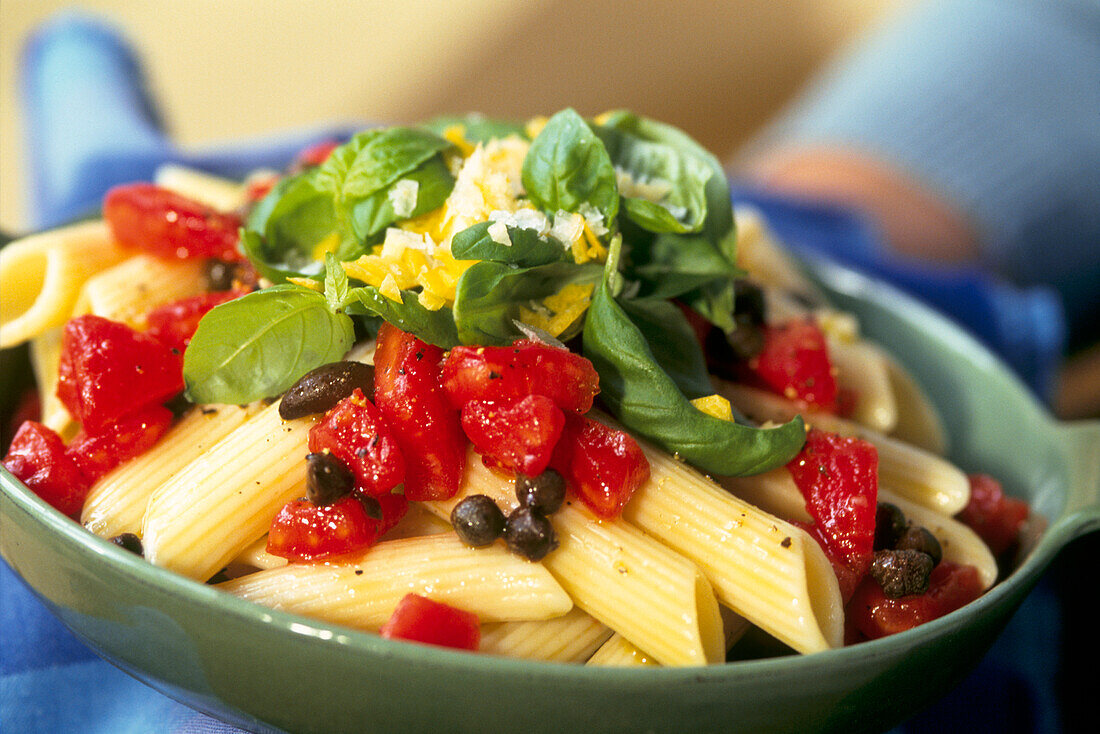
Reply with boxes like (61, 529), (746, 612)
(344, 286), (460, 349)
(450, 221), (571, 267)
(522, 108), (619, 226)
(582, 237), (805, 476)
(183, 285), (354, 404)
(420, 113), (528, 144)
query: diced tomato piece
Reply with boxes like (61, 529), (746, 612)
(461, 395), (565, 477)
(308, 389), (405, 497)
(3, 387), (41, 453)
(144, 289), (246, 353)
(103, 183), (243, 261)
(380, 593), (480, 651)
(66, 405), (173, 484)
(374, 491), (410, 537)
(2, 421), (89, 515)
(550, 412), (649, 519)
(57, 315), (184, 433)
(847, 561), (984, 640)
(788, 429), (878, 579)
(372, 323), (465, 501)
(747, 318), (838, 411)
(292, 140), (340, 170)
(245, 173), (279, 202)
(441, 340), (600, 414)
(957, 474), (1030, 557)
(266, 494), (397, 562)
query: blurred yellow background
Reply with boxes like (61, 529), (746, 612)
(0, 0), (904, 232)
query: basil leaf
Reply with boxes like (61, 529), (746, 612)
(345, 286), (460, 348)
(594, 125), (711, 234)
(183, 285), (354, 404)
(420, 113), (527, 144)
(451, 221), (570, 267)
(522, 108), (619, 224)
(315, 127), (452, 201)
(620, 298), (713, 399)
(582, 240), (804, 476)
(348, 156), (454, 240)
(243, 172), (336, 281)
(625, 227), (744, 301)
(324, 253), (351, 311)
(453, 260), (603, 345)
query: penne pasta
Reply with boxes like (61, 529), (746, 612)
(141, 401), (315, 581)
(233, 535), (288, 572)
(733, 205), (825, 306)
(82, 404), (260, 539)
(480, 607), (612, 663)
(588, 606), (749, 668)
(620, 438), (844, 654)
(715, 381), (969, 515)
(72, 254), (206, 327)
(29, 327), (76, 439)
(0, 221), (128, 348)
(380, 502), (453, 541)
(217, 533), (572, 629)
(424, 450), (726, 667)
(829, 339), (898, 434)
(882, 352), (949, 454)
(154, 164), (249, 212)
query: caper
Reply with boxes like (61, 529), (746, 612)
(896, 525), (943, 566)
(306, 452), (355, 505)
(109, 532), (144, 556)
(279, 361), (376, 420)
(870, 549), (934, 599)
(515, 469), (566, 515)
(874, 502), (908, 550)
(203, 258), (237, 292)
(732, 279), (767, 327)
(504, 507), (558, 561)
(451, 495), (506, 547)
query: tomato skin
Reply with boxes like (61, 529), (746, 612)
(748, 318), (838, 411)
(957, 474), (1029, 557)
(144, 289), (246, 353)
(2, 421), (89, 515)
(67, 405), (173, 484)
(441, 340), (600, 414)
(104, 183), (243, 261)
(266, 495), (398, 562)
(292, 140), (340, 170)
(847, 561), (984, 640)
(380, 593), (480, 651)
(308, 389), (405, 497)
(461, 396), (565, 477)
(550, 412), (649, 519)
(788, 429), (878, 579)
(57, 315), (184, 433)
(373, 323), (465, 501)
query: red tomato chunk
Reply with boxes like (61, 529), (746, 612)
(748, 318), (838, 411)
(441, 340), (600, 414)
(308, 389), (405, 497)
(847, 561), (984, 640)
(788, 429), (878, 579)
(380, 593), (480, 651)
(104, 183), (243, 262)
(461, 395), (565, 477)
(957, 474), (1029, 557)
(144, 290), (246, 354)
(373, 324), (465, 501)
(2, 421), (89, 515)
(267, 494), (407, 562)
(550, 412), (649, 520)
(67, 405), (173, 484)
(57, 315), (184, 433)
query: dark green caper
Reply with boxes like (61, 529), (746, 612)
(874, 502), (908, 550)
(896, 525), (943, 566)
(109, 532), (144, 556)
(515, 469), (566, 515)
(279, 361), (376, 420)
(504, 507), (558, 561)
(306, 452), (355, 505)
(870, 549), (934, 599)
(451, 495), (506, 547)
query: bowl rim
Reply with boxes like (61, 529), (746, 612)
(3, 254), (1097, 693)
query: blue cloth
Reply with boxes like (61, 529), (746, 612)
(0, 11), (1076, 734)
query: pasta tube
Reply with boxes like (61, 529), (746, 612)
(587, 606), (749, 668)
(217, 533), (572, 629)
(424, 450), (726, 667)
(154, 164), (249, 212)
(82, 404), (260, 538)
(141, 401), (314, 581)
(829, 339), (898, 434)
(29, 327), (75, 439)
(0, 221), (127, 348)
(72, 254), (205, 327)
(716, 381), (969, 515)
(882, 352), (948, 454)
(480, 608), (612, 662)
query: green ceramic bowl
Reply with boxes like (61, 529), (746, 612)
(2, 257), (1098, 734)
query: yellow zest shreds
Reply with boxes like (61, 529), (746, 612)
(342, 231), (476, 311)
(525, 116), (549, 140)
(691, 395), (735, 422)
(378, 274), (402, 303)
(519, 283), (595, 338)
(441, 125), (477, 157)
(286, 277), (323, 292)
(577, 222), (609, 264)
(311, 232), (341, 261)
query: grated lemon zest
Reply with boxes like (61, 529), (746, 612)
(691, 395), (735, 422)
